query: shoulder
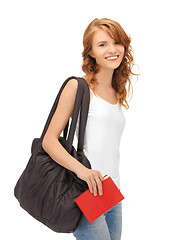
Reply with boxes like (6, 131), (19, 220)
(65, 78), (78, 89)
(60, 78), (79, 98)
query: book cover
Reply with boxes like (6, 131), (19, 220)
(74, 175), (125, 223)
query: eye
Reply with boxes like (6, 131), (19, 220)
(99, 43), (105, 47)
(115, 41), (120, 45)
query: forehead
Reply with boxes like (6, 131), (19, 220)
(92, 28), (115, 44)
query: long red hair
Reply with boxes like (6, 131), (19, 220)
(82, 18), (139, 109)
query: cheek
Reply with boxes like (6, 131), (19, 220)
(94, 50), (105, 61)
(96, 49), (105, 56)
(119, 46), (125, 55)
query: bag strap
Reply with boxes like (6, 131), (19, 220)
(76, 77), (90, 152)
(40, 76), (89, 153)
(65, 77), (90, 152)
(61, 77), (87, 153)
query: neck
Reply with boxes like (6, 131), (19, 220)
(95, 68), (114, 90)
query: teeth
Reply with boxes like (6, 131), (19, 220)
(106, 56), (118, 60)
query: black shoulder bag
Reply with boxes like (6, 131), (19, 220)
(14, 76), (91, 233)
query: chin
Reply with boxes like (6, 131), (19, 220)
(106, 62), (121, 70)
(108, 64), (121, 70)
(98, 62), (121, 71)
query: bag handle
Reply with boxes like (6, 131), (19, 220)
(61, 77), (87, 153)
(65, 77), (90, 152)
(40, 76), (89, 153)
(76, 77), (90, 152)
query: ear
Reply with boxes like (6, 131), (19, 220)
(89, 50), (95, 58)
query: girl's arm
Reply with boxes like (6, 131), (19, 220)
(42, 79), (103, 196)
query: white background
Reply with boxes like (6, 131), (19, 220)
(1, 0), (180, 239)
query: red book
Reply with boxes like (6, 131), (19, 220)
(74, 175), (125, 223)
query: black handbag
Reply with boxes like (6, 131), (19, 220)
(14, 76), (92, 233)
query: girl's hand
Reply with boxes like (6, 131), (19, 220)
(76, 167), (104, 196)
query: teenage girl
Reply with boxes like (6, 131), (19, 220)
(42, 18), (137, 240)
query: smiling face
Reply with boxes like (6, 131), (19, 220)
(89, 28), (125, 71)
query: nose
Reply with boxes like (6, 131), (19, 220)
(107, 44), (117, 54)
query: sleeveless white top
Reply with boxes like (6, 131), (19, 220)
(75, 87), (126, 189)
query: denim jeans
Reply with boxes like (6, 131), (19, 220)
(73, 201), (122, 240)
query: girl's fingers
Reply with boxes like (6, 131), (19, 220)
(90, 175), (103, 196)
(95, 177), (103, 195)
(90, 177), (98, 196)
(85, 170), (104, 196)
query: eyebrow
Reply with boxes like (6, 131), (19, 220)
(97, 41), (108, 45)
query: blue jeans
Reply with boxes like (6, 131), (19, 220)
(73, 201), (122, 240)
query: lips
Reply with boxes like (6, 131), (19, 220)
(105, 55), (119, 60)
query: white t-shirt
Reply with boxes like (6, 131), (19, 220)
(75, 87), (126, 189)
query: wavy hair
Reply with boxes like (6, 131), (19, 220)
(82, 18), (139, 109)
